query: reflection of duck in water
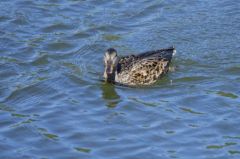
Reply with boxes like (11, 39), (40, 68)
(101, 83), (120, 108)
(103, 47), (176, 86)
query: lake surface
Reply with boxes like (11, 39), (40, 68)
(0, 0), (240, 158)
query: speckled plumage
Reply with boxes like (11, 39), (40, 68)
(104, 47), (176, 86)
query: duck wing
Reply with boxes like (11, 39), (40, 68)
(125, 57), (170, 85)
(117, 46), (175, 73)
(117, 55), (138, 73)
(116, 56), (171, 85)
(137, 46), (176, 61)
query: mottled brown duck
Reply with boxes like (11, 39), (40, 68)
(103, 46), (176, 86)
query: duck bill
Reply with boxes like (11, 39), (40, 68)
(106, 64), (113, 75)
(104, 69), (115, 83)
(106, 73), (115, 83)
(105, 64), (113, 82)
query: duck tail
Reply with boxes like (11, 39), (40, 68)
(172, 45), (176, 56)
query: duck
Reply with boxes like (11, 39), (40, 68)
(103, 46), (176, 86)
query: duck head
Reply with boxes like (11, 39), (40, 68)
(103, 48), (119, 83)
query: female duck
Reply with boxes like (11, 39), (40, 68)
(103, 47), (176, 86)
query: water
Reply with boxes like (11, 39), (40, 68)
(0, 0), (240, 158)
